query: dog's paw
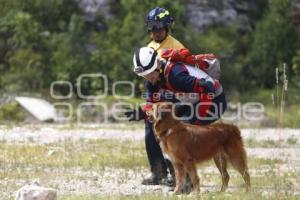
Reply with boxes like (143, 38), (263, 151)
(173, 188), (183, 195)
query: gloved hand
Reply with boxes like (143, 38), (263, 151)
(124, 107), (145, 121)
(199, 79), (215, 94)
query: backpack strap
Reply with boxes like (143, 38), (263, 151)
(163, 59), (181, 93)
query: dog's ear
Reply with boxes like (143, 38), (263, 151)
(145, 109), (154, 122)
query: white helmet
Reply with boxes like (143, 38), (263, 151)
(133, 47), (158, 76)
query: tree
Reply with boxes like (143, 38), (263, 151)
(244, 0), (298, 88)
(0, 0), (83, 93)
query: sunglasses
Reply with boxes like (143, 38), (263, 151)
(147, 21), (165, 32)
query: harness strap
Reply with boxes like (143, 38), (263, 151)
(164, 61), (222, 97)
(163, 60), (182, 93)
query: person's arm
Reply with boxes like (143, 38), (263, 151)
(168, 64), (215, 94)
(125, 81), (157, 121)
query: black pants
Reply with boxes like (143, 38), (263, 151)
(145, 121), (169, 176)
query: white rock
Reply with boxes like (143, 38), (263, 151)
(15, 185), (57, 200)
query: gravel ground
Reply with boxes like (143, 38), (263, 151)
(2, 165), (300, 198)
(1, 126), (300, 161)
(1, 125), (300, 143)
(1, 125), (300, 198)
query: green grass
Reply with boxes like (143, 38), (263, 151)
(0, 101), (27, 122)
(245, 138), (298, 148)
(262, 104), (300, 128)
(1, 138), (299, 200)
(0, 139), (147, 177)
(238, 88), (300, 128)
(0, 139), (286, 179)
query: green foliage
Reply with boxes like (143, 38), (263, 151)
(0, 0), (299, 98)
(0, 0), (81, 92)
(50, 14), (90, 83)
(292, 50), (300, 75)
(244, 0), (298, 88)
(0, 10), (46, 91)
(0, 101), (26, 122)
(239, 88), (300, 128)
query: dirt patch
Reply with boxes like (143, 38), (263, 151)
(1, 125), (300, 144)
(1, 125), (300, 199)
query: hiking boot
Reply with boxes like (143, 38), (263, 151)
(161, 175), (176, 187)
(142, 160), (168, 185)
(142, 174), (162, 185)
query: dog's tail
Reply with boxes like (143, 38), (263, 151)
(224, 125), (251, 189)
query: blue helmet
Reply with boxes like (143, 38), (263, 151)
(146, 7), (174, 32)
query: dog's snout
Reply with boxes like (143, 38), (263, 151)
(145, 109), (154, 122)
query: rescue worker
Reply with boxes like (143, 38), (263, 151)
(125, 47), (227, 189)
(127, 7), (185, 186)
(146, 7), (184, 55)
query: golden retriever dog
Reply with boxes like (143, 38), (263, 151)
(146, 102), (250, 194)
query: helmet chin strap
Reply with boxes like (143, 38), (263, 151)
(155, 65), (165, 86)
(154, 35), (167, 43)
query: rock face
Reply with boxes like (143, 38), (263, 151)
(76, 0), (257, 32)
(291, 0), (300, 27)
(186, 0), (257, 32)
(15, 185), (57, 200)
(77, 0), (111, 31)
(77, 0), (300, 32)
(78, 0), (112, 21)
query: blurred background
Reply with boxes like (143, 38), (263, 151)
(1, 2), (300, 199)
(0, 0), (299, 127)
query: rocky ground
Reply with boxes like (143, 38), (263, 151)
(0, 124), (300, 199)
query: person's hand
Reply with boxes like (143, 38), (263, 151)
(199, 79), (215, 94)
(124, 107), (145, 121)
